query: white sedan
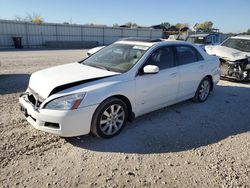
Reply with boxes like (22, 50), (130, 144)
(19, 39), (220, 138)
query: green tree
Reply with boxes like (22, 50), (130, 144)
(196, 21), (213, 31)
(175, 23), (189, 31)
(160, 22), (170, 29)
(246, 28), (250, 35)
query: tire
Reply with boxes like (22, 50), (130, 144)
(193, 77), (212, 103)
(91, 97), (128, 138)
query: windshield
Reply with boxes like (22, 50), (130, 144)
(187, 36), (205, 44)
(221, 38), (250, 52)
(81, 43), (149, 73)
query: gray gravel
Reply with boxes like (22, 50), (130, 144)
(0, 49), (250, 187)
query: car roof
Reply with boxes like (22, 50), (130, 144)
(231, 35), (250, 40)
(115, 39), (193, 47)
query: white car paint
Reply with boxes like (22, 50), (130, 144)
(29, 63), (119, 99)
(19, 39), (220, 137)
(205, 35), (250, 61)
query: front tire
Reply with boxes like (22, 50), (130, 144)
(91, 97), (128, 138)
(193, 77), (211, 103)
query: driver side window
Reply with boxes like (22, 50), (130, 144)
(144, 46), (175, 70)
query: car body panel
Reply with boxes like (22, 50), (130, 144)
(205, 45), (249, 61)
(135, 66), (180, 115)
(29, 63), (119, 99)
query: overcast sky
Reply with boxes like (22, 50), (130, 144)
(0, 0), (249, 33)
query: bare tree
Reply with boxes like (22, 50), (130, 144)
(113, 23), (119, 28)
(14, 13), (44, 23)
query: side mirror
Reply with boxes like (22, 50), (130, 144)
(143, 65), (159, 74)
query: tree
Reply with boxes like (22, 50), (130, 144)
(29, 14), (44, 24)
(125, 22), (138, 28)
(160, 22), (170, 30)
(113, 23), (119, 28)
(246, 28), (250, 35)
(175, 23), (189, 31)
(14, 13), (44, 23)
(196, 21), (213, 31)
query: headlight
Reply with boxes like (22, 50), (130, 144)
(44, 93), (86, 110)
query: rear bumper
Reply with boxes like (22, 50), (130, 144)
(19, 96), (98, 137)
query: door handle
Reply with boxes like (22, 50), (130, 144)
(170, 73), (177, 77)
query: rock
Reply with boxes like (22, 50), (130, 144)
(51, 167), (56, 171)
(124, 156), (129, 160)
(126, 171), (135, 176)
(168, 163), (174, 166)
(105, 177), (112, 182)
(185, 161), (191, 165)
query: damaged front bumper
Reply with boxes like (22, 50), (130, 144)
(19, 93), (98, 137)
(220, 58), (250, 81)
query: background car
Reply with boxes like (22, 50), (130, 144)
(205, 35), (250, 81)
(19, 38), (220, 138)
(186, 33), (227, 49)
(86, 46), (105, 56)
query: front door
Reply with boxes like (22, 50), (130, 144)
(135, 46), (179, 115)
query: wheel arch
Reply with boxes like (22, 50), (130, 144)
(100, 95), (134, 122)
(204, 75), (214, 91)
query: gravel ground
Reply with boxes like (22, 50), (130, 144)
(0, 49), (250, 188)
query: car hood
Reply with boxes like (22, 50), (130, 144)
(28, 62), (119, 99)
(205, 45), (250, 61)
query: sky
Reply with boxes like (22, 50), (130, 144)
(0, 0), (249, 33)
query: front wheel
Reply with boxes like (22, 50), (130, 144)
(91, 98), (128, 138)
(193, 77), (211, 103)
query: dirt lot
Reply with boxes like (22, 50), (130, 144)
(0, 49), (250, 188)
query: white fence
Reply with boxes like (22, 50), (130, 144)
(0, 19), (163, 48)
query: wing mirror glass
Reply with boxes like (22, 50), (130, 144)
(143, 65), (159, 74)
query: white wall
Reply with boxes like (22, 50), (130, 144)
(0, 20), (163, 48)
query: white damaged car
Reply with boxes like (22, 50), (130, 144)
(205, 35), (250, 81)
(19, 39), (220, 138)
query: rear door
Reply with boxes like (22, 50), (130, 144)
(135, 46), (179, 115)
(175, 45), (205, 100)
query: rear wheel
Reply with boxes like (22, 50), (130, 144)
(91, 98), (128, 138)
(193, 77), (211, 103)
